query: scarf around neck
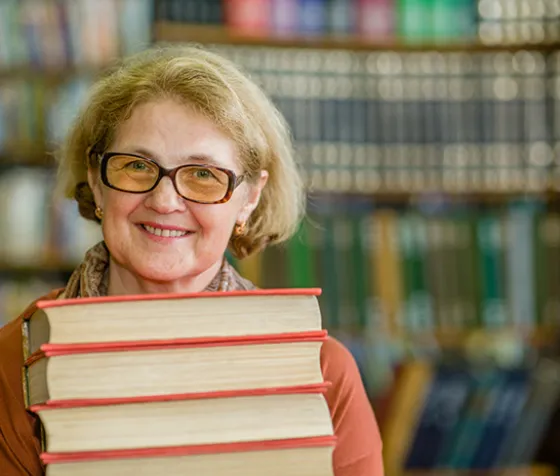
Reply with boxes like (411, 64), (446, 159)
(59, 241), (256, 299)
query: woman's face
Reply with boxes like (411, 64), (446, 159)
(88, 99), (266, 286)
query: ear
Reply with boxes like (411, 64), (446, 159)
(87, 167), (103, 209)
(237, 170), (268, 223)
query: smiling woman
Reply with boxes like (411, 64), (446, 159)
(0, 45), (384, 476)
(82, 99), (264, 293)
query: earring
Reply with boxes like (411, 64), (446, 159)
(234, 222), (246, 236)
(94, 206), (104, 220)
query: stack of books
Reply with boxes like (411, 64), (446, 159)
(21, 288), (336, 476)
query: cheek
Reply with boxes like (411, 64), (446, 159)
(103, 191), (142, 217)
(189, 203), (238, 242)
(101, 192), (142, 238)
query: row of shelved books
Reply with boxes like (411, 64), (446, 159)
(0, 77), (95, 157)
(209, 44), (560, 193)
(478, 0), (560, 45)
(381, 356), (560, 475)
(22, 288), (335, 475)
(5, 47), (560, 193)
(0, 168), (102, 267)
(155, 0), (560, 45)
(0, 0), (152, 69)
(233, 200), (560, 361)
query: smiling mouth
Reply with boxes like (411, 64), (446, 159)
(141, 224), (192, 238)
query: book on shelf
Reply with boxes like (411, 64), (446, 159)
(380, 356), (560, 473)
(22, 287), (336, 475)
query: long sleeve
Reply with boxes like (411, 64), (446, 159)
(0, 289), (62, 476)
(321, 337), (385, 476)
(0, 317), (44, 476)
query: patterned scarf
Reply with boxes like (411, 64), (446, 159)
(60, 241), (256, 299)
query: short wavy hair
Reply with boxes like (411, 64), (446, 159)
(57, 44), (305, 259)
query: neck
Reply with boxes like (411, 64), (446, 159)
(106, 258), (224, 296)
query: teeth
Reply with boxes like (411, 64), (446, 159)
(144, 225), (188, 237)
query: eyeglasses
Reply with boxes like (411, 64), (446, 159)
(95, 152), (245, 204)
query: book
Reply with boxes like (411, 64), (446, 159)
(23, 288), (322, 358)
(30, 383), (333, 453)
(24, 331), (327, 406)
(382, 359), (434, 476)
(405, 362), (472, 469)
(43, 436), (337, 476)
(496, 358), (560, 467)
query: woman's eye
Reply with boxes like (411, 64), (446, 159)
(127, 161), (148, 171)
(195, 169), (214, 179)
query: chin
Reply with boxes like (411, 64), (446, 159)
(135, 261), (195, 284)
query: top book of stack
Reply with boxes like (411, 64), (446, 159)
(23, 288), (324, 358)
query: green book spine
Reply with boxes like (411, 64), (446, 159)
(334, 214), (357, 334)
(286, 218), (314, 288)
(351, 213), (371, 331)
(534, 211), (548, 326)
(411, 214), (436, 335)
(477, 213), (508, 329)
(462, 213), (482, 329)
(432, 0), (475, 40)
(398, 0), (435, 43)
(321, 214), (340, 330)
(453, 214), (480, 330)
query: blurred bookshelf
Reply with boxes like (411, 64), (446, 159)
(2, 0), (560, 475)
(155, 22), (560, 53)
(0, 66), (106, 83)
(401, 468), (557, 476)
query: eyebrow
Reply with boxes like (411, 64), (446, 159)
(127, 147), (226, 168)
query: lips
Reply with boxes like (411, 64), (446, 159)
(139, 222), (193, 238)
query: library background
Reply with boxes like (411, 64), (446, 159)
(1, 0), (560, 474)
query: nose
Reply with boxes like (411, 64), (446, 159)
(143, 176), (187, 214)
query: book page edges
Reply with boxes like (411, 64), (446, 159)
(36, 288), (323, 310)
(24, 330), (328, 363)
(41, 435), (337, 464)
(29, 381), (332, 411)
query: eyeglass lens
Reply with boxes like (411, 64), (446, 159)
(106, 155), (231, 203)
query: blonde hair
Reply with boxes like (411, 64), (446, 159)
(58, 44), (305, 258)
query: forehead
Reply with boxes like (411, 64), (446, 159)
(110, 99), (240, 170)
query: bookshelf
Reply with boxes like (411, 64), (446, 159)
(0, 66), (106, 83)
(402, 467), (557, 476)
(154, 22), (560, 53)
(0, 150), (57, 168)
(0, 261), (76, 275)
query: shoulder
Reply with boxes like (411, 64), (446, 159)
(0, 288), (63, 476)
(320, 336), (385, 475)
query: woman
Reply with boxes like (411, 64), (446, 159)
(0, 45), (383, 475)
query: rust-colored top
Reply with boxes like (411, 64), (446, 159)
(0, 290), (384, 476)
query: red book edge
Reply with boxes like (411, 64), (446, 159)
(29, 382), (331, 412)
(35, 287), (322, 311)
(41, 435), (337, 464)
(24, 330), (329, 366)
